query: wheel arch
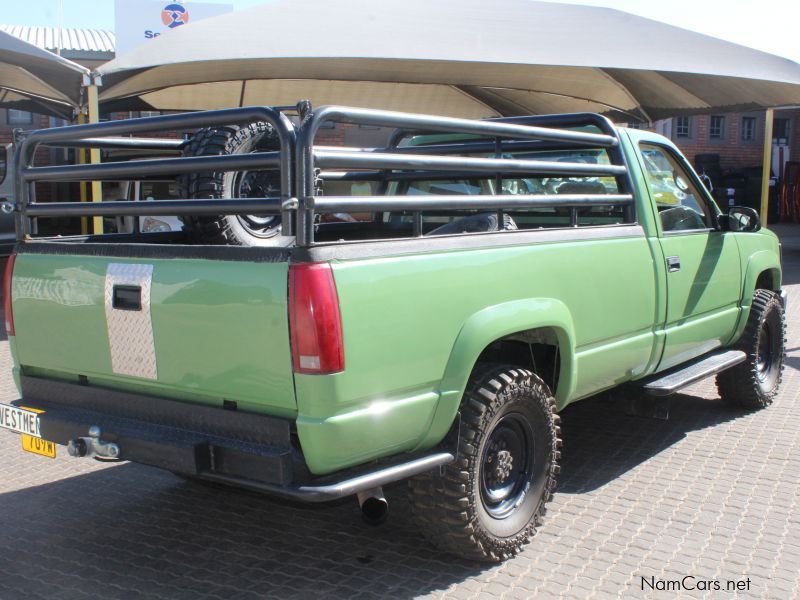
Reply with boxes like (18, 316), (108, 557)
(415, 298), (577, 450)
(744, 251), (782, 298)
(730, 251), (782, 343)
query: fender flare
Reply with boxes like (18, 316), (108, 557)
(731, 250), (781, 341)
(415, 298), (577, 449)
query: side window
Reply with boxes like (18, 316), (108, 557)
(640, 144), (713, 233)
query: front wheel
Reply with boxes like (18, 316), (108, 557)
(717, 289), (785, 409)
(408, 365), (561, 562)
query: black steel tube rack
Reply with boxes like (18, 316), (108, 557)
(13, 103), (636, 247)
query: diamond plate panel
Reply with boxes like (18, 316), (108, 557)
(104, 263), (157, 380)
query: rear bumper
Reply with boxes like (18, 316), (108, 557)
(13, 376), (453, 501)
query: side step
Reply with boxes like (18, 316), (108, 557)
(642, 349), (746, 396)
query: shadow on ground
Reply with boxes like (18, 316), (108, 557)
(0, 389), (758, 599)
(556, 391), (749, 494)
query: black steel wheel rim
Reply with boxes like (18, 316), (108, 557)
(480, 412), (534, 519)
(756, 318), (777, 383)
(233, 168), (281, 238)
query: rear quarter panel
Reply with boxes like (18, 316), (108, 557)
(295, 229), (659, 473)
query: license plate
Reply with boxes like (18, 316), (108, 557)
(21, 434), (56, 458)
(0, 403), (42, 437)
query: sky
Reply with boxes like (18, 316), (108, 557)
(1, 0), (799, 64)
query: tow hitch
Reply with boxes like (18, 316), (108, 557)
(67, 426), (121, 460)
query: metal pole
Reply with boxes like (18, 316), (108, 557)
(77, 112), (88, 234)
(760, 108), (774, 226)
(86, 79), (103, 234)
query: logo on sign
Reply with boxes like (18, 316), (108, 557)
(161, 3), (190, 28)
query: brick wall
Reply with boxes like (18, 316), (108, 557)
(663, 108), (800, 176)
(670, 111), (765, 170)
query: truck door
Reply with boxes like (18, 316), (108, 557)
(636, 142), (741, 371)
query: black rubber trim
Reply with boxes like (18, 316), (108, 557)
(292, 224), (645, 262)
(17, 225), (642, 263)
(16, 241), (292, 263)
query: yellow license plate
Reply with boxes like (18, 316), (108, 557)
(21, 434), (56, 458)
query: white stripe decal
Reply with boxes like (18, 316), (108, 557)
(104, 263), (157, 380)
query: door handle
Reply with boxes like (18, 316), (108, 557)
(667, 256), (681, 272)
(112, 285), (142, 311)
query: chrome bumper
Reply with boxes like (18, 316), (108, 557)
(780, 289), (788, 311)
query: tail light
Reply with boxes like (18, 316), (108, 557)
(289, 262), (344, 374)
(3, 253), (15, 336)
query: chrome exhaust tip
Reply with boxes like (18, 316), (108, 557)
(357, 487), (388, 525)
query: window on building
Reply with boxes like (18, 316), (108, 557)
(773, 118), (790, 142)
(627, 121), (651, 130)
(318, 120), (336, 129)
(741, 116), (756, 141)
(709, 115), (725, 139)
(6, 109), (33, 125)
(675, 116), (691, 138)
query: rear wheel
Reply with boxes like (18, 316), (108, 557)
(408, 365), (561, 562)
(717, 289), (785, 409)
(181, 123), (287, 246)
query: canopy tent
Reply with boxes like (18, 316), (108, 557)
(96, 0), (800, 121)
(0, 29), (89, 118)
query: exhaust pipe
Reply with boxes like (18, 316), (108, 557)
(357, 487), (388, 525)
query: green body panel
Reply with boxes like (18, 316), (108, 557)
(11, 253), (296, 416)
(296, 233), (657, 473)
(8, 127), (784, 477)
(619, 130), (670, 376)
(729, 233), (782, 341)
(410, 298), (577, 452)
(656, 231), (742, 369)
(624, 128), (778, 371)
(627, 128), (745, 369)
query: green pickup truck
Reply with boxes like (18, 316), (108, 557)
(0, 105), (785, 562)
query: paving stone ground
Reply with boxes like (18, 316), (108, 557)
(1, 226), (800, 599)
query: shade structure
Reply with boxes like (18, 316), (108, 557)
(96, 0), (800, 120)
(0, 29), (89, 117)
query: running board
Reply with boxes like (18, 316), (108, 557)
(641, 350), (746, 396)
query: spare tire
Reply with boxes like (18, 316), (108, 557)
(181, 123), (288, 246)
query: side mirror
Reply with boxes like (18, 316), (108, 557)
(718, 205), (761, 232)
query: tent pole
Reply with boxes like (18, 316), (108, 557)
(760, 108), (774, 226)
(86, 77), (103, 234)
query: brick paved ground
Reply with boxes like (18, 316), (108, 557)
(1, 227), (799, 599)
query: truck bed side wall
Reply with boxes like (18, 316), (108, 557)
(295, 228), (657, 474)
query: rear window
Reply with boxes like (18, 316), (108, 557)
(377, 147), (625, 235)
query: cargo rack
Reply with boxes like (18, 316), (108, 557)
(12, 102), (636, 247)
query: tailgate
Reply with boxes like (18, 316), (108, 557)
(11, 248), (296, 416)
